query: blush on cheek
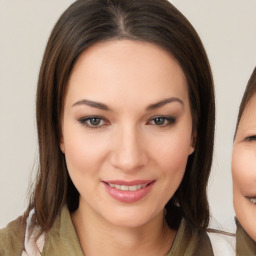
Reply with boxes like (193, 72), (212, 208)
(64, 134), (107, 174)
(232, 148), (256, 194)
(158, 142), (189, 177)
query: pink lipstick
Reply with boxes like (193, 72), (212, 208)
(102, 180), (155, 203)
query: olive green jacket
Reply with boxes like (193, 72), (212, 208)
(0, 206), (213, 256)
(236, 220), (256, 256)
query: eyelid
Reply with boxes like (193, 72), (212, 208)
(147, 115), (176, 126)
(77, 115), (176, 129)
(245, 135), (256, 142)
(78, 115), (110, 129)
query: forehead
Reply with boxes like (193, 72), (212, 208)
(238, 94), (256, 131)
(66, 40), (189, 107)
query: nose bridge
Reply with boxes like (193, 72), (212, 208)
(110, 123), (147, 171)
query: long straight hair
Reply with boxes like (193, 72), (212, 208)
(234, 67), (256, 136)
(27, 0), (215, 232)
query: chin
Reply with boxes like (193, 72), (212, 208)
(101, 206), (161, 229)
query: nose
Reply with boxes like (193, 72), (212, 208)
(110, 125), (148, 172)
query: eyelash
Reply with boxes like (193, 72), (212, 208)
(245, 136), (256, 142)
(147, 116), (176, 127)
(78, 115), (176, 129)
(78, 116), (109, 129)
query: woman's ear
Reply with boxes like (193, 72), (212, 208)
(60, 135), (65, 153)
(189, 131), (197, 155)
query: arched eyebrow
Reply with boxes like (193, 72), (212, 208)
(72, 99), (111, 111)
(146, 97), (184, 111)
(72, 97), (183, 111)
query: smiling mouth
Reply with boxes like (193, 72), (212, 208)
(103, 180), (154, 192)
(107, 183), (148, 191)
(102, 180), (155, 203)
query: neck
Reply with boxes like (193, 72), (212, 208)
(71, 203), (176, 256)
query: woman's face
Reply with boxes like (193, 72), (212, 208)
(60, 40), (194, 228)
(232, 94), (256, 241)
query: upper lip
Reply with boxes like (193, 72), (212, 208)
(102, 180), (155, 186)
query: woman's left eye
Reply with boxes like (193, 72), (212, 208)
(245, 135), (256, 142)
(147, 116), (176, 126)
(78, 116), (108, 129)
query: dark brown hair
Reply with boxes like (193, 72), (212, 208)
(234, 67), (256, 136)
(27, 0), (215, 232)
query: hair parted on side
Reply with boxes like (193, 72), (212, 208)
(26, 0), (215, 232)
(234, 67), (256, 136)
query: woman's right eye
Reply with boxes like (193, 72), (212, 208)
(78, 116), (108, 129)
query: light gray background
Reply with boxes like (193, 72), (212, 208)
(1, 0), (256, 231)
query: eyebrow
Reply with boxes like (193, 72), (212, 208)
(72, 99), (110, 111)
(146, 97), (184, 110)
(72, 97), (184, 111)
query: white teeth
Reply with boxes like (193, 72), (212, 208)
(249, 198), (256, 204)
(129, 185), (138, 191)
(108, 183), (148, 191)
(121, 185), (128, 190)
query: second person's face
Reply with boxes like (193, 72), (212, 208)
(232, 94), (256, 241)
(60, 40), (194, 229)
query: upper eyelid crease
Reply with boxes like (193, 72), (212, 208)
(150, 116), (175, 121)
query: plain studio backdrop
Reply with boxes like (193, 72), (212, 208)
(0, 0), (256, 232)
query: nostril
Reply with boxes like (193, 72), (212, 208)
(109, 131), (148, 170)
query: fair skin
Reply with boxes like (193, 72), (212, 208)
(232, 94), (256, 242)
(60, 40), (195, 256)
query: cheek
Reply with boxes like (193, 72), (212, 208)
(232, 146), (256, 242)
(162, 141), (189, 168)
(63, 125), (111, 178)
(232, 147), (256, 193)
(151, 126), (193, 179)
(152, 135), (191, 206)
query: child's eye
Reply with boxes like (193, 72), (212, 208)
(147, 116), (176, 126)
(78, 116), (108, 129)
(245, 136), (256, 142)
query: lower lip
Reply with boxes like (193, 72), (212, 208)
(103, 182), (155, 203)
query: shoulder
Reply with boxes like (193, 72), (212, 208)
(207, 231), (236, 256)
(236, 219), (256, 255)
(0, 216), (26, 255)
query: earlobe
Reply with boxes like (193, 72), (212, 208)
(60, 136), (65, 153)
(189, 132), (197, 155)
(189, 144), (195, 155)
